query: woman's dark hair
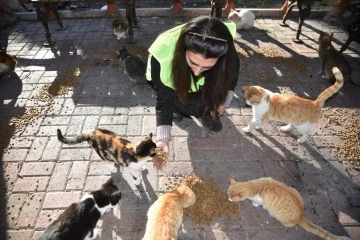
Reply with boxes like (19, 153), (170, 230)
(171, 16), (236, 119)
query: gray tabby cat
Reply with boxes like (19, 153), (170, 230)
(111, 18), (128, 40)
(318, 31), (353, 84)
(116, 46), (146, 83)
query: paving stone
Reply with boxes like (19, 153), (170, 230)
(13, 177), (49, 192)
(35, 209), (63, 229)
(66, 161), (90, 190)
(41, 136), (62, 160)
(19, 162), (55, 176)
(6, 230), (33, 240)
(25, 137), (48, 161)
(17, 193), (44, 227)
(42, 192), (81, 209)
(47, 162), (72, 191)
(58, 148), (91, 161)
(2, 149), (28, 162)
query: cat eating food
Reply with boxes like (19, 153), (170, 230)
(228, 9), (255, 30)
(0, 49), (17, 80)
(38, 178), (121, 240)
(318, 31), (353, 85)
(111, 18), (128, 40)
(142, 181), (196, 240)
(116, 46), (147, 84)
(227, 178), (351, 240)
(57, 128), (158, 185)
(242, 67), (344, 143)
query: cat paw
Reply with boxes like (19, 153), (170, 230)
(280, 125), (292, 132)
(297, 137), (307, 143)
(252, 202), (260, 207)
(242, 127), (251, 133)
(111, 166), (118, 173)
(255, 125), (262, 130)
(134, 178), (141, 185)
(141, 165), (147, 171)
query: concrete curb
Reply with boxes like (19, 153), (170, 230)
(15, 8), (328, 20)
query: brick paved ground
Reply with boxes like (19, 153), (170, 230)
(0, 10), (360, 240)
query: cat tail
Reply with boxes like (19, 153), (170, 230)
(315, 67), (344, 108)
(299, 218), (351, 240)
(57, 129), (92, 144)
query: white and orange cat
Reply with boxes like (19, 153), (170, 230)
(242, 67), (343, 143)
(227, 178), (351, 240)
(142, 181), (196, 240)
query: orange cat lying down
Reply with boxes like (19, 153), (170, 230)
(242, 67), (343, 143)
(227, 178), (351, 240)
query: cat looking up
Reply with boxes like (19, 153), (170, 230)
(142, 181), (196, 240)
(38, 178), (121, 240)
(242, 67), (344, 143)
(111, 18), (128, 40)
(227, 178), (351, 240)
(318, 31), (353, 85)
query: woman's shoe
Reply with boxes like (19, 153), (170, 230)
(201, 112), (222, 132)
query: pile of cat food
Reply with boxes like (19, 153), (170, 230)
(322, 108), (360, 171)
(153, 147), (167, 164)
(1, 68), (80, 152)
(182, 173), (240, 225)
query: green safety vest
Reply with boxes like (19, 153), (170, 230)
(146, 22), (236, 92)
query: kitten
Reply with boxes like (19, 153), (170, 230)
(242, 67), (343, 143)
(111, 18), (128, 40)
(228, 9), (255, 30)
(57, 128), (157, 185)
(0, 49), (17, 80)
(38, 178), (121, 240)
(318, 31), (352, 84)
(227, 178), (351, 240)
(142, 181), (196, 240)
(116, 46), (147, 83)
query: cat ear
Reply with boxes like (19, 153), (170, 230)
(329, 33), (333, 40)
(145, 132), (153, 141)
(103, 178), (114, 186)
(180, 179), (188, 187)
(229, 178), (236, 184)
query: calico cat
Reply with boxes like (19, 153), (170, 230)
(318, 31), (352, 84)
(0, 49), (17, 80)
(142, 181), (196, 240)
(228, 9), (255, 30)
(57, 128), (157, 185)
(242, 67), (343, 143)
(227, 178), (351, 240)
(116, 46), (147, 83)
(38, 178), (121, 240)
(111, 18), (128, 40)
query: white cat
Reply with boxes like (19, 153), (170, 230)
(228, 9), (255, 30)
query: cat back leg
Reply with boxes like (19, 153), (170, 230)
(280, 124), (292, 132)
(129, 165), (142, 185)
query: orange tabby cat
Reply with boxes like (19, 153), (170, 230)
(142, 181), (196, 240)
(227, 178), (351, 240)
(242, 67), (343, 143)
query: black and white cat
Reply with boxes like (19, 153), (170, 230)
(38, 178), (121, 240)
(116, 46), (147, 83)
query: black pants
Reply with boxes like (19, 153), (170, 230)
(174, 91), (206, 118)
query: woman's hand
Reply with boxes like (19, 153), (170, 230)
(153, 139), (170, 171)
(217, 105), (226, 116)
